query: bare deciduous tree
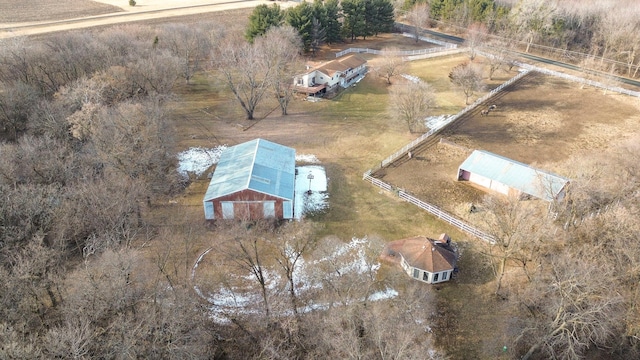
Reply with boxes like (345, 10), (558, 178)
(510, 0), (558, 53)
(389, 80), (436, 133)
(0, 81), (39, 141)
(406, 3), (430, 43)
(376, 47), (406, 85)
(465, 22), (489, 60)
(480, 195), (549, 293)
(222, 222), (275, 318)
(517, 251), (623, 360)
(214, 33), (272, 120)
(256, 26), (304, 116)
(158, 24), (211, 85)
(89, 100), (177, 195)
(270, 221), (315, 322)
(449, 62), (484, 104)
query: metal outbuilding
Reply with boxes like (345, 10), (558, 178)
(457, 150), (569, 201)
(203, 138), (295, 220)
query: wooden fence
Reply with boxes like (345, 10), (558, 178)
(516, 62), (640, 98)
(401, 32), (457, 48)
(336, 45), (456, 58)
(378, 69), (531, 169)
(363, 173), (495, 243)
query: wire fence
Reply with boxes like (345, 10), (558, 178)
(363, 173), (495, 243)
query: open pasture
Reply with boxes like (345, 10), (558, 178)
(0, 0), (123, 23)
(377, 70), (640, 218)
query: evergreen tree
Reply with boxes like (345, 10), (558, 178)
(362, 0), (376, 40)
(310, 17), (327, 56)
(245, 4), (284, 43)
(286, 2), (314, 52)
(372, 0), (395, 36)
(324, 0), (343, 43)
(342, 0), (366, 41)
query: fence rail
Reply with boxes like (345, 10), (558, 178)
(378, 69), (531, 169)
(401, 32), (457, 48)
(336, 45), (457, 58)
(516, 62), (640, 98)
(363, 173), (495, 243)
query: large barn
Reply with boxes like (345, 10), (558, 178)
(457, 150), (569, 201)
(203, 139), (295, 220)
(381, 234), (457, 284)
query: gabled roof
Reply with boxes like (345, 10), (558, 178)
(459, 150), (569, 201)
(312, 54), (367, 77)
(386, 236), (457, 273)
(203, 138), (295, 202)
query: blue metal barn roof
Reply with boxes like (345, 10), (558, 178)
(458, 150), (569, 201)
(203, 139), (296, 202)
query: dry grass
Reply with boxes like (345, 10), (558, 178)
(0, 0), (123, 23)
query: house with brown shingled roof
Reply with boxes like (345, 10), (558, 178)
(293, 54), (367, 96)
(381, 234), (457, 284)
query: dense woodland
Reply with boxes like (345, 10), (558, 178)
(0, 0), (639, 358)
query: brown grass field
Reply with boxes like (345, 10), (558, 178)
(0, 0), (123, 23)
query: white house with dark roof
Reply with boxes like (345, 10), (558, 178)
(457, 150), (569, 201)
(202, 139), (295, 220)
(381, 234), (457, 284)
(293, 54), (367, 96)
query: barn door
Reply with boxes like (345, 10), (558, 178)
(263, 201), (275, 218)
(221, 202), (234, 219)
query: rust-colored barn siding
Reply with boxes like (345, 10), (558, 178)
(207, 189), (284, 220)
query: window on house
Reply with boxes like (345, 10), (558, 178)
(433, 273), (439, 282)
(423, 272), (429, 282)
(442, 272), (448, 280)
(413, 269), (419, 278)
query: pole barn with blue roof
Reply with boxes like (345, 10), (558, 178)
(203, 139), (296, 220)
(457, 150), (569, 201)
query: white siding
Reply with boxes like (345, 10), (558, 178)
(263, 201), (275, 218)
(490, 181), (510, 195)
(283, 200), (293, 219)
(469, 172), (492, 189)
(221, 202), (234, 219)
(204, 201), (214, 220)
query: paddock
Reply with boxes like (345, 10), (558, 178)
(376, 71), (640, 216)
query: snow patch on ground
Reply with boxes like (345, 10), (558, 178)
(401, 74), (422, 83)
(294, 165), (328, 219)
(296, 154), (320, 163)
(176, 145), (227, 177)
(193, 236), (396, 322)
(424, 114), (453, 131)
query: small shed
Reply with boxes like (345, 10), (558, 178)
(457, 150), (569, 201)
(381, 234), (457, 284)
(202, 139), (295, 220)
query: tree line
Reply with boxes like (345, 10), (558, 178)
(402, 0), (640, 77)
(246, 0), (395, 51)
